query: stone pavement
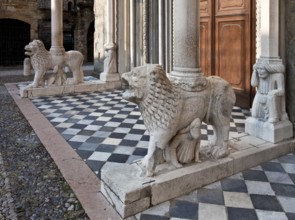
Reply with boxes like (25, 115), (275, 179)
(0, 153), (17, 220)
(4, 83), (295, 220)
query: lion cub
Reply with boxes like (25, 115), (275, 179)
(169, 118), (202, 168)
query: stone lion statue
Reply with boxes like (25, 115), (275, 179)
(24, 40), (84, 88)
(122, 64), (236, 176)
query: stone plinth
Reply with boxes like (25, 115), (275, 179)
(245, 117), (293, 143)
(19, 77), (121, 98)
(101, 136), (295, 218)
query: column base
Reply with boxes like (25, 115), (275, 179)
(100, 72), (121, 82)
(169, 67), (207, 92)
(245, 117), (293, 143)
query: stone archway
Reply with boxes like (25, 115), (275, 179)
(0, 19), (30, 65)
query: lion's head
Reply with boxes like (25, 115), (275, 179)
(122, 64), (179, 132)
(24, 40), (46, 57)
(121, 64), (168, 104)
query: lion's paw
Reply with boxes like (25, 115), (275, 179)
(25, 83), (38, 89)
(210, 146), (229, 159)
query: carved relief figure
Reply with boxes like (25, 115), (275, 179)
(251, 61), (288, 123)
(24, 40), (84, 88)
(122, 64), (235, 176)
(169, 118), (202, 168)
(103, 44), (117, 74)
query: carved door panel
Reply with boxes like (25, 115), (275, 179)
(200, 0), (255, 108)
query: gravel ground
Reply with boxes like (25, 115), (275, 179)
(0, 74), (90, 219)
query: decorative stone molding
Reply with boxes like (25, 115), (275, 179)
(100, 0), (120, 82)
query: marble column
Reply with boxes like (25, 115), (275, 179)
(245, 0), (293, 143)
(169, 0), (207, 91)
(50, 0), (65, 58)
(100, 0), (120, 82)
(158, 0), (164, 67)
(49, 0), (67, 85)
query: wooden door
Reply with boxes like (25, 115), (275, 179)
(200, 0), (255, 108)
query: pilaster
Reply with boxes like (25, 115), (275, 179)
(100, 0), (120, 82)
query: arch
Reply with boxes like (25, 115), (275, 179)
(0, 19), (30, 65)
(87, 20), (95, 62)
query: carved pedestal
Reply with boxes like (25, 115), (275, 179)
(100, 43), (120, 82)
(245, 117), (293, 143)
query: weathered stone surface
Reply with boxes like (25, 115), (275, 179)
(0, 0), (94, 63)
(121, 64), (235, 176)
(19, 78), (109, 98)
(24, 40), (84, 89)
(100, 136), (295, 218)
(245, 117), (293, 143)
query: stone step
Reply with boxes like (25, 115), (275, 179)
(101, 135), (295, 218)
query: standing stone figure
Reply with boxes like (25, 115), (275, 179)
(251, 61), (288, 123)
(103, 44), (117, 74)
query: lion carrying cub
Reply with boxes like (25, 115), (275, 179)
(122, 64), (235, 176)
(24, 40), (84, 88)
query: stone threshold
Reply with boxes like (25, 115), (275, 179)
(19, 77), (121, 98)
(101, 134), (295, 218)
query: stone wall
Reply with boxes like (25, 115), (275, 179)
(0, 0), (94, 62)
(285, 0), (295, 130)
(0, 0), (39, 39)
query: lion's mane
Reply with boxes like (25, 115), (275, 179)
(30, 40), (52, 72)
(139, 66), (180, 132)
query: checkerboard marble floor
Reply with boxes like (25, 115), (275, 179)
(31, 90), (295, 220)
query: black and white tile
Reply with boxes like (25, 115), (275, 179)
(31, 90), (249, 177)
(136, 153), (295, 220)
(31, 90), (295, 219)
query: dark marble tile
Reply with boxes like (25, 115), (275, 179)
(61, 134), (74, 141)
(95, 144), (116, 153)
(242, 170), (268, 182)
(99, 126), (116, 132)
(107, 154), (129, 163)
(140, 214), (170, 220)
(85, 160), (105, 173)
(227, 207), (258, 220)
(169, 200), (198, 219)
(70, 124), (88, 129)
(75, 150), (93, 160)
(77, 130), (95, 136)
(221, 179), (248, 193)
(261, 162), (285, 172)
(197, 188), (224, 205)
(250, 195), (283, 211)
(133, 148), (148, 156)
(290, 174), (295, 184)
(109, 132), (127, 139)
(286, 213), (295, 220)
(86, 136), (104, 144)
(278, 154), (295, 164)
(271, 183), (295, 197)
(120, 139), (138, 147)
(68, 141), (83, 149)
